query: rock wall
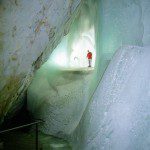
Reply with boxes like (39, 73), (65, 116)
(0, 0), (81, 123)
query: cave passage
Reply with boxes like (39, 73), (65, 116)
(27, 0), (97, 142)
(27, 0), (150, 150)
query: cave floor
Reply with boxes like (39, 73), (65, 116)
(1, 130), (71, 150)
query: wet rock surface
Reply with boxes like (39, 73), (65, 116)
(0, 0), (82, 123)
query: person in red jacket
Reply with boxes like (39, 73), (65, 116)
(87, 50), (92, 67)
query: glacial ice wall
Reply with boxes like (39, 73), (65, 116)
(69, 1), (150, 149)
(70, 46), (150, 150)
(95, 0), (150, 84)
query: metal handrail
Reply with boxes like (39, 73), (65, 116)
(0, 119), (44, 150)
(0, 120), (43, 134)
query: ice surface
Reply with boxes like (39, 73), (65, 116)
(27, 59), (94, 137)
(94, 0), (150, 84)
(69, 46), (150, 150)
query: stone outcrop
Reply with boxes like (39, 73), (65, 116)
(0, 0), (82, 123)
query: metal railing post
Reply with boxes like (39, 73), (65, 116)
(35, 123), (38, 150)
(0, 120), (44, 150)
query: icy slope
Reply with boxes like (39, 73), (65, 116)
(27, 61), (93, 137)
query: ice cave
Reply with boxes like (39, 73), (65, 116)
(1, 0), (150, 150)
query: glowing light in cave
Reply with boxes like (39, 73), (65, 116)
(52, 51), (68, 67)
(49, 37), (68, 67)
(70, 26), (96, 68)
(48, 26), (96, 68)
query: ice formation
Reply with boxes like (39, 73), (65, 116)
(27, 60), (93, 136)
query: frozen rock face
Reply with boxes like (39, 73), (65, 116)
(0, 0), (81, 122)
(70, 46), (150, 150)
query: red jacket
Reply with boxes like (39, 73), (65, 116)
(87, 52), (92, 59)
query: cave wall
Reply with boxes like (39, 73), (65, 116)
(94, 0), (150, 84)
(0, 0), (82, 123)
(69, 0), (150, 149)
